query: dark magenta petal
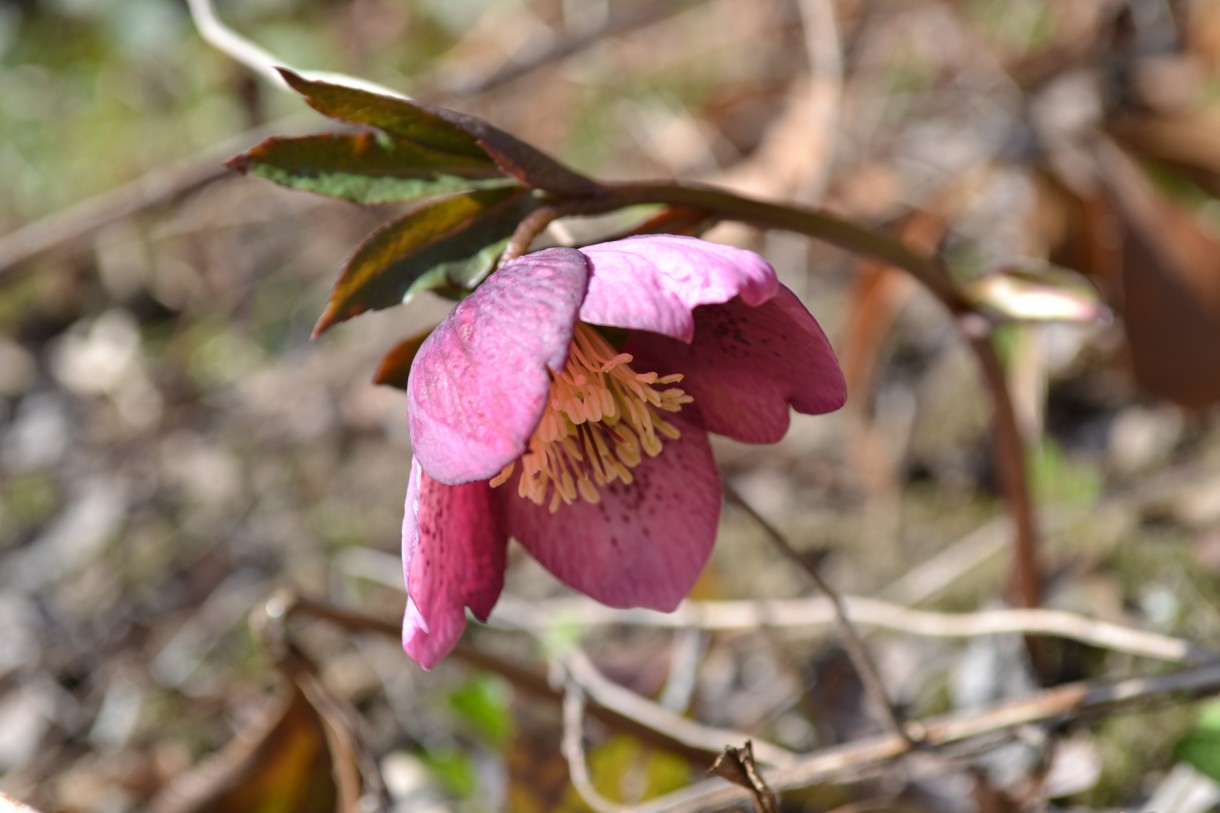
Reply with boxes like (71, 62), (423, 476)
(408, 247), (589, 484)
(625, 286), (846, 444)
(499, 412), (722, 610)
(578, 235), (779, 341)
(402, 459), (508, 669)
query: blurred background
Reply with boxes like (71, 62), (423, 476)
(3, 0), (1220, 810)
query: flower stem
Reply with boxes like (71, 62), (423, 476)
(595, 180), (970, 312)
(581, 179), (1045, 679)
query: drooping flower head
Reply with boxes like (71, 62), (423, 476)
(403, 235), (845, 667)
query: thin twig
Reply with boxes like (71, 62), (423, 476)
(441, 1), (707, 98)
(562, 681), (627, 813)
(185, 0), (287, 88)
(185, 0), (411, 97)
(494, 595), (1208, 664)
(5, 0), (667, 282)
(276, 592), (764, 765)
(633, 659), (1220, 813)
(723, 483), (913, 746)
(0, 119), (304, 281)
(561, 647), (799, 769)
(968, 334), (1049, 678)
(275, 591), (1220, 811)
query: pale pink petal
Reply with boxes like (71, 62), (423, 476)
(625, 286), (846, 444)
(498, 413), (721, 610)
(578, 235), (779, 341)
(408, 247), (589, 484)
(402, 458), (508, 669)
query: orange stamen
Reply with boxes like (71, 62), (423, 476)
(493, 323), (692, 512)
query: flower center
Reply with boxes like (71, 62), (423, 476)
(490, 322), (692, 512)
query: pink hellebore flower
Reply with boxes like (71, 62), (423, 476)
(403, 234), (846, 667)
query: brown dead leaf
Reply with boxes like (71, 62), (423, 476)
(1035, 139), (1220, 407)
(709, 741), (777, 813)
(1109, 111), (1220, 198)
(1092, 140), (1220, 407)
(506, 726), (574, 813)
(149, 656), (369, 813)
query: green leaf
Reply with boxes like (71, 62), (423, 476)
(1027, 437), (1102, 508)
(227, 132), (516, 204)
(279, 69), (489, 159)
(1177, 701), (1220, 782)
(447, 676), (513, 746)
(313, 186), (536, 335)
(279, 69), (598, 195)
(420, 747), (479, 799)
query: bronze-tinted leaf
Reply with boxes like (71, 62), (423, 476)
(279, 69), (597, 195)
(227, 132), (515, 204)
(148, 682), (344, 813)
(314, 186), (536, 335)
(372, 326), (436, 390)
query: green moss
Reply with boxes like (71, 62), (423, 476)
(0, 471), (59, 544)
(1075, 704), (1196, 807)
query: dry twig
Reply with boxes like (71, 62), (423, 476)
(494, 593), (1206, 664)
(724, 483), (913, 746)
(559, 647), (798, 769)
(278, 592), (769, 766)
(278, 591), (1220, 812)
(635, 659), (1220, 813)
(562, 681), (628, 813)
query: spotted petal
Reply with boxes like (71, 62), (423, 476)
(408, 247), (589, 484)
(402, 459), (508, 669)
(578, 235), (779, 342)
(498, 412), (721, 610)
(626, 286), (846, 443)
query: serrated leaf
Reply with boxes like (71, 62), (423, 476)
(228, 132), (515, 204)
(279, 69), (598, 195)
(314, 186), (536, 335)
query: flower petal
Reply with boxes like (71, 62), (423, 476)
(402, 458), (508, 669)
(578, 235), (779, 341)
(408, 247), (589, 484)
(499, 412), (721, 610)
(625, 286), (846, 444)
